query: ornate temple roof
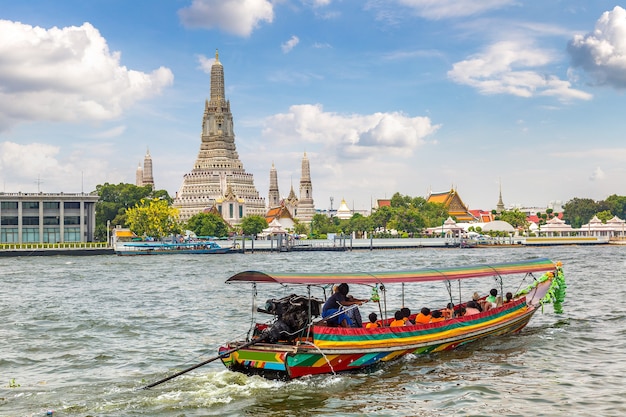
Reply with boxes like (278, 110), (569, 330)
(427, 189), (476, 222)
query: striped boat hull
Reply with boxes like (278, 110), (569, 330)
(220, 297), (540, 379)
(220, 268), (557, 379)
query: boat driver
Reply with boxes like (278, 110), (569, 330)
(322, 283), (366, 327)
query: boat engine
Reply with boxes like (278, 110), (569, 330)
(258, 294), (322, 343)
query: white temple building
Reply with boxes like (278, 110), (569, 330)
(336, 199), (352, 220)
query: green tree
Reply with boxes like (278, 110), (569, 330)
(394, 208), (425, 236)
(346, 213), (373, 238)
(420, 202), (448, 228)
(186, 212), (230, 238)
(562, 198), (600, 228)
(293, 219), (309, 236)
(310, 213), (339, 237)
(605, 194), (626, 219)
(596, 210), (613, 223)
(240, 215), (268, 237)
(126, 199), (181, 239)
(498, 209), (528, 229)
(390, 192), (412, 208)
(93, 182), (172, 241)
(370, 206), (394, 231)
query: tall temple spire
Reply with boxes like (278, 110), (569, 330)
(297, 152), (315, 223)
(496, 178), (505, 214)
(268, 162), (280, 208)
(210, 48), (225, 103)
(142, 148), (154, 190)
(173, 50), (265, 223)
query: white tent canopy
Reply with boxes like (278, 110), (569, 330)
(262, 218), (288, 235)
(481, 220), (515, 233)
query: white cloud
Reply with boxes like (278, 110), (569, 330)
(303, 0), (332, 7)
(281, 36), (300, 54)
(197, 54), (216, 73)
(88, 125), (127, 139)
(263, 104), (439, 160)
(178, 0), (274, 37)
(590, 167), (605, 181)
(0, 20), (173, 131)
(0, 141), (118, 193)
(397, 0), (514, 19)
(0, 142), (63, 179)
(448, 40), (592, 101)
(568, 6), (626, 89)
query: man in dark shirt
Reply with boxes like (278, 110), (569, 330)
(322, 283), (365, 327)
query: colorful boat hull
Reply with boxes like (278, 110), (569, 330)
(220, 296), (542, 379)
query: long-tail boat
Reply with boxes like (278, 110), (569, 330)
(218, 258), (566, 380)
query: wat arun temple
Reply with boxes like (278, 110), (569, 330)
(173, 51), (314, 225)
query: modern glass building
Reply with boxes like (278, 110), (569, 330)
(0, 193), (98, 243)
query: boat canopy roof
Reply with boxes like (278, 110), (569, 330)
(226, 258), (555, 285)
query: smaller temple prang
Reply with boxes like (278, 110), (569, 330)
(268, 162), (280, 208)
(297, 152), (315, 223)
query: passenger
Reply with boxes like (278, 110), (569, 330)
(429, 310), (445, 323)
(455, 306), (467, 317)
(390, 310), (405, 327)
(485, 288), (498, 310)
(365, 312), (380, 329)
(464, 300), (481, 316)
(495, 296), (503, 307)
(322, 283), (364, 327)
(414, 307), (431, 324)
(504, 292), (513, 304)
(442, 302), (455, 319)
(401, 307), (414, 325)
(345, 292), (369, 327)
(472, 292), (485, 312)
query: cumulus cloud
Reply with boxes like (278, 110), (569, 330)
(589, 167), (605, 181)
(178, 0), (273, 37)
(0, 142), (63, 178)
(0, 20), (173, 131)
(281, 36), (300, 53)
(568, 6), (626, 89)
(88, 125), (127, 139)
(263, 104), (439, 159)
(0, 141), (114, 192)
(303, 0), (332, 6)
(397, 0), (514, 19)
(448, 40), (592, 101)
(197, 54), (216, 73)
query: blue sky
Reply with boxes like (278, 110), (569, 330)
(1, 1), (626, 213)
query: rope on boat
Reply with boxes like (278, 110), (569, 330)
(300, 341), (337, 376)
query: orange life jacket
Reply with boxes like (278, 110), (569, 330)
(414, 313), (430, 324)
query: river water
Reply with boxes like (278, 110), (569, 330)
(1, 245), (624, 416)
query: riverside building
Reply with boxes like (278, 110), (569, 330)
(172, 50), (265, 224)
(0, 192), (98, 243)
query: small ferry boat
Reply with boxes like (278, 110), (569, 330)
(114, 240), (233, 255)
(218, 258), (565, 379)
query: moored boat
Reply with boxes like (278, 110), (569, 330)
(114, 240), (233, 255)
(218, 258), (566, 380)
